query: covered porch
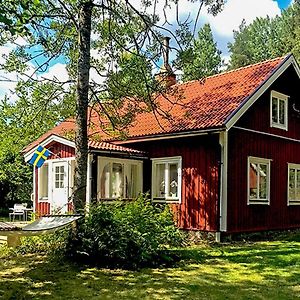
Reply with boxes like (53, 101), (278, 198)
(24, 135), (147, 216)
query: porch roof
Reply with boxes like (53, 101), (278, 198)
(88, 140), (146, 156)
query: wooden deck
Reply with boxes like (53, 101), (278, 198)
(0, 222), (21, 231)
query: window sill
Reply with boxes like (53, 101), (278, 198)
(38, 197), (49, 201)
(248, 200), (270, 205)
(152, 198), (180, 204)
(97, 198), (135, 202)
(288, 200), (300, 206)
(271, 123), (288, 131)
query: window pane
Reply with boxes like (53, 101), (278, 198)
(169, 163), (178, 198)
(155, 164), (165, 198)
(297, 170), (300, 200)
(127, 164), (137, 198)
(289, 168), (295, 200)
(272, 97), (278, 123)
(259, 164), (267, 199)
(100, 163), (110, 198)
(39, 164), (48, 198)
(111, 163), (124, 198)
(279, 99), (285, 125)
(249, 163), (258, 199)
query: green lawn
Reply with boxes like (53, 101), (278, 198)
(0, 236), (300, 299)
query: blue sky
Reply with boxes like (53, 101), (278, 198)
(276, 0), (293, 9)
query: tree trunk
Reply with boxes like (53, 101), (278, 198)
(73, 1), (92, 213)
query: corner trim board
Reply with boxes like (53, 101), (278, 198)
(219, 131), (228, 232)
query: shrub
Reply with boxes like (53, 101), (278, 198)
(66, 194), (183, 268)
(16, 229), (70, 255)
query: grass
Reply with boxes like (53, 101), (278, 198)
(0, 234), (300, 299)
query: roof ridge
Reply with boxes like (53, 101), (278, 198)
(174, 54), (290, 88)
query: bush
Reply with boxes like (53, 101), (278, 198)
(66, 194), (183, 268)
(17, 229), (70, 255)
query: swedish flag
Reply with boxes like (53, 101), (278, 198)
(29, 145), (51, 168)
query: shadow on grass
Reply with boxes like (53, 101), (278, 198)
(0, 239), (300, 299)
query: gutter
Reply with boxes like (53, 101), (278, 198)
(112, 127), (223, 144)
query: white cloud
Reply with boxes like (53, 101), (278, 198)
(207, 0), (281, 37)
(39, 63), (69, 82)
(127, 0), (280, 38)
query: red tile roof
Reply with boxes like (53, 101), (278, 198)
(88, 140), (145, 155)
(23, 55), (288, 153)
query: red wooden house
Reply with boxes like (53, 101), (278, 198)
(23, 53), (300, 238)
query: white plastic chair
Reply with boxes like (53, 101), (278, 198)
(9, 204), (26, 222)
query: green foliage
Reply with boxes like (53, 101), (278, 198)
(66, 194), (183, 268)
(228, 1), (300, 69)
(175, 24), (222, 82)
(0, 81), (75, 212)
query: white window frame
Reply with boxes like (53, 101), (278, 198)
(97, 157), (143, 200)
(270, 90), (288, 131)
(247, 156), (271, 205)
(38, 163), (49, 200)
(287, 163), (300, 206)
(151, 156), (182, 203)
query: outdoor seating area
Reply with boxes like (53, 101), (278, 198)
(9, 204), (33, 222)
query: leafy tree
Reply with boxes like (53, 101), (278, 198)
(0, 82), (74, 212)
(228, 1), (300, 69)
(0, 0), (224, 212)
(175, 23), (222, 81)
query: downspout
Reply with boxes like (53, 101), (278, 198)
(218, 130), (228, 241)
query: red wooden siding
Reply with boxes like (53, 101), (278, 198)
(46, 141), (75, 159)
(36, 202), (51, 216)
(127, 135), (220, 231)
(227, 67), (300, 232)
(227, 65), (300, 233)
(228, 129), (300, 232)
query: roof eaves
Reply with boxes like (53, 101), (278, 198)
(112, 126), (224, 144)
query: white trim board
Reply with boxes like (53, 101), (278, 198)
(113, 129), (221, 144)
(226, 54), (300, 130)
(219, 131), (228, 232)
(24, 134), (75, 162)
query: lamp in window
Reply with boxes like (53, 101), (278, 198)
(170, 180), (178, 197)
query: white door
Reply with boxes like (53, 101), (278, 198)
(52, 161), (68, 214)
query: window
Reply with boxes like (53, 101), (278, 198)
(38, 164), (48, 199)
(152, 156), (182, 203)
(288, 164), (300, 205)
(54, 165), (65, 188)
(270, 90), (288, 130)
(97, 157), (142, 199)
(248, 157), (271, 205)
